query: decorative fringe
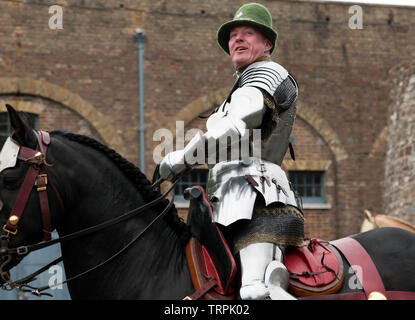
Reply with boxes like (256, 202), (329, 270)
(229, 205), (305, 254)
(234, 233), (305, 254)
(254, 206), (305, 221)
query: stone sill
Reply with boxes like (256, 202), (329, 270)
(302, 202), (332, 210)
(174, 201), (190, 209)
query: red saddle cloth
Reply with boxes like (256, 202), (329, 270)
(186, 237), (236, 300)
(285, 239), (344, 296)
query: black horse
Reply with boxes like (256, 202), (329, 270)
(0, 105), (414, 299)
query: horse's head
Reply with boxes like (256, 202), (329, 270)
(0, 105), (64, 285)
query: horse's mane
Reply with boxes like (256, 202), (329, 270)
(51, 130), (192, 245)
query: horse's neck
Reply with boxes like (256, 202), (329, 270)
(376, 215), (415, 232)
(53, 140), (141, 231)
(361, 213), (415, 233)
(54, 139), (192, 298)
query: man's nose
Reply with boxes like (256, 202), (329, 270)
(233, 31), (244, 42)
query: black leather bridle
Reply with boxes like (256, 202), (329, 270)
(0, 132), (181, 297)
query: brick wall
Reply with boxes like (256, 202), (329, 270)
(1, 0), (414, 239)
(384, 61), (415, 225)
(0, 0), (145, 161)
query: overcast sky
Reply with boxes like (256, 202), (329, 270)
(320, 0), (415, 6)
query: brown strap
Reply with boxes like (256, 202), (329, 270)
(245, 175), (258, 187)
(184, 277), (217, 300)
(331, 237), (386, 298)
(39, 131), (50, 148)
(4, 166), (39, 235)
(18, 146), (40, 161)
(34, 131), (52, 241)
(386, 291), (415, 300)
(35, 173), (52, 241)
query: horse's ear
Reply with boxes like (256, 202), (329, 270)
(6, 104), (37, 148)
(364, 209), (373, 222)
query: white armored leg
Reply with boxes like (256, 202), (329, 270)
(239, 242), (274, 300)
(265, 246), (297, 300)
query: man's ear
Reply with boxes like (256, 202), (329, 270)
(6, 104), (37, 148)
(264, 38), (273, 54)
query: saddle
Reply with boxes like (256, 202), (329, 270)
(184, 191), (415, 300)
(184, 186), (236, 300)
(285, 239), (344, 296)
(184, 186), (344, 299)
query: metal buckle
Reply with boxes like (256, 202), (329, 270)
(2, 225), (17, 237)
(34, 174), (48, 192)
(256, 160), (267, 176)
(16, 246), (28, 256)
(34, 152), (43, 160)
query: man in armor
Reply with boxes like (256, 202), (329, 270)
(159, 3), (304, 300)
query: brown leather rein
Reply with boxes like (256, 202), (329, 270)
(0, 131), (179, 297)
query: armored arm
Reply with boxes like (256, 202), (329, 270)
(159, 87), (266, 180)
(205, 86), (264, 139)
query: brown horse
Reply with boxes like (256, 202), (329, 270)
(361, 209), (415, 233)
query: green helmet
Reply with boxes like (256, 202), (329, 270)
(217, 3), (278, 55)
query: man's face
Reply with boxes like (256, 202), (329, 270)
(228, 25), (272, 70)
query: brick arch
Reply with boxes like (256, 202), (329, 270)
(174, 88), (349, 162)
(0, 100), (45, 115)
(168, 87), (229, 133)
(297, 105), (348, 162)
(0, 77), (127, 155)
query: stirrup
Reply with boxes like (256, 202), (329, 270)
(240, 281), (270, 300)
(265, 261), (289, 289)
(265, 261), (297, 300)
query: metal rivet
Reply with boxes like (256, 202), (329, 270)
(8, 215), (19, 226)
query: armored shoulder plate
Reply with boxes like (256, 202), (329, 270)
(239, 61), (288, 100)
(238, 61), (299, 166)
